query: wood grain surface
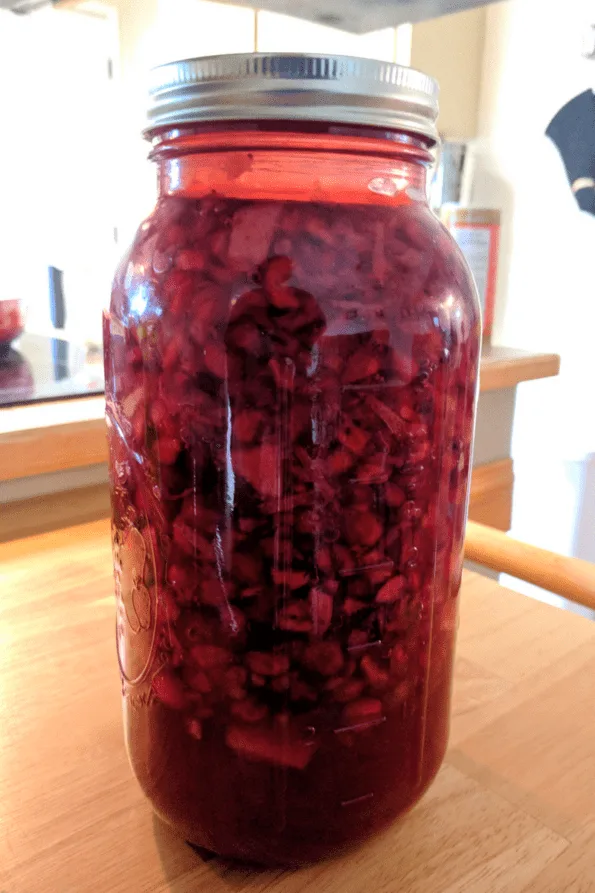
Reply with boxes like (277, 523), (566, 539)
(1, 521), (594, 892)
(468, 457), (514, 531)
(465, 520), (595, 611)
(478, 345), (560, 393)
(0, 397), (107, 483)
(0, 483), (111, 544)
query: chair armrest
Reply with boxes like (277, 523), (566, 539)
(464, 520), (595, 612)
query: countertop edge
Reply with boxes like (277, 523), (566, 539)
(0, 348), (561, 483)
(479, 350), (561, 393)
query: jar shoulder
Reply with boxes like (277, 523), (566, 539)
(111, 195), (480, 330)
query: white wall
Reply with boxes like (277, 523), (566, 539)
(410, 6), (486, 139)
(112, 0), (258, 248)
(0, 0), (414, 351)
(0, 6), (119, 342)
(256, 11), (405, 61)
(111, 0), (412, 249)
(472, 0), (595, 559)
(473, 0), (595, 460)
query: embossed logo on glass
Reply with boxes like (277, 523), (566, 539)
(114, 525), (157, 685)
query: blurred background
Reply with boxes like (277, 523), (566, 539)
(1, 0), (594, 609)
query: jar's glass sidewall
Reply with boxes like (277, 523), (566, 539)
(105, 130), (480, 864)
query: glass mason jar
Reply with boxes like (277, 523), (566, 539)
(104, 54), (481, 865)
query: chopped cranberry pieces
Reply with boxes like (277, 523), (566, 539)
(277, 601), (313, 633)
(186, 718), (203, 740)
(230, 698), (269, 723)
(228, 204), (281, 268)
(176, 248), (206, 271)
(309, 588), (334, 636)
(190, 644), (232, 670)
(341, 697), (384, 727)
(375, 575), (405, 604)
(107, 181), (479, 864)
(152, 668), (187, 710)
(226, 722), (318, 769)
(360, 655), (390, 689)
(246, 652), (290, 677)
(332, 677), (366, 703)
(184, 668), (212, 694)
(302, 641), (344, 677)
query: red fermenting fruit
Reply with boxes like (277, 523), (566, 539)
(107, 185), (478, 860)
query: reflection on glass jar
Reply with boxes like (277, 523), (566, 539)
(0, 349), (34, 403)
(0, 299), (25, 353)
(104, 54), (481, 865)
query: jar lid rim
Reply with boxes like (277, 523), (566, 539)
(145, 53), (439, 144)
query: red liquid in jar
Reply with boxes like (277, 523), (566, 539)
(105, 181), (479, 864)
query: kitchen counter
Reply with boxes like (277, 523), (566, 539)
(477, 344), (560, 392)
(0, 333), (104, 409)
(1, 519), (593, 891)
(0, 346), (559, 484)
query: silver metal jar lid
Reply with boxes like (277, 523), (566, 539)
(146, 53), (439, 143)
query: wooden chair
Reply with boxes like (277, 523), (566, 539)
(464, 520), (595, 613)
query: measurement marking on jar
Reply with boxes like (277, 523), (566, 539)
(340, 793), (374, 808)
(339, 561), (393, 578)
(349, 473), (390, 485)
(347, 639), (382, 653)
(341, 381), (411, 392)
(334, 716), (387, 735)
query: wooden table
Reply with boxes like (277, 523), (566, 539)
(2, 520), (593, 892)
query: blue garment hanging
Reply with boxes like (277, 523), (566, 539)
(546, 89), (595, 216)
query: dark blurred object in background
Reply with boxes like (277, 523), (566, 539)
(0, 333), (103, 407)
(546, 90), (595, 217)
(48, 265), (69, 380)
(0, 348), (35, 403)
(0, 1), (57, 14)
(48, 265), (65, 329)
(430, 140), (467, 209)
(0, 299), (25, 358)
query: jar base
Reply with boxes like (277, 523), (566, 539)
(152, 747), (445, 868)
(185, 841), (218, 862)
